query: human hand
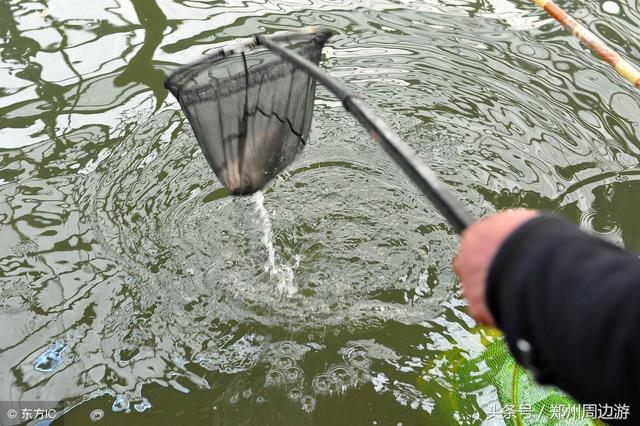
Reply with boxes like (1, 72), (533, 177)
(453, 209), (539, 327)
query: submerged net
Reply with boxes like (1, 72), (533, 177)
(165, 29), (332, 195)
(418, 327), (599, 425)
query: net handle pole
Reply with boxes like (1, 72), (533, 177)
(256, 35), (476, 233)
(533, 0), (640, 88)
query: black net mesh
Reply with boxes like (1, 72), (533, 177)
(165, 29), (332, 195)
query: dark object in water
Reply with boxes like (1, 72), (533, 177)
(165, 29), (331, 195)
(165, 27), (474, 233)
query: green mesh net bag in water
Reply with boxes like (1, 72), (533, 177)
(417, 327), (601, 425)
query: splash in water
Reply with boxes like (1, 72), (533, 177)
(253, 191), (297, 297)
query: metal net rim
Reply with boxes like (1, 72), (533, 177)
(164, 27), (333, 95)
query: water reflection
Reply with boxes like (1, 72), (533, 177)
(0, 0), (66, 149)
(113, 0), (167, 108)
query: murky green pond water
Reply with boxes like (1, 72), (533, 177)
(1, 0), (639, 424)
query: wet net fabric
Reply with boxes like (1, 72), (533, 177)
(165, 30), (331, 195)
(417, 329), (597, 425)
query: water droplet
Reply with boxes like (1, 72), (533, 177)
(342, 344), (368, 366)
(288, 388), (303, 400)
(111, 395), (130, 413)
(284, 367), (302, 383)
(134, 398), (152, 412)
(265, 370), (283, 387)
(312, 374), (332, 395)
(89, 409), (104, 422)
(330, 367), (355, 388)
(300, 395), (316, 413)
(34, 341), (67, 372)
(354, 367), (371, 385)
(275, 356), (295, 369)
(277, 341), (294, 353)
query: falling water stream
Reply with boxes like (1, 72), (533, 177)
(253, 191), (298, 298)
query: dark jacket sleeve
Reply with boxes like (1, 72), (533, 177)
(486, 213), (640, 412)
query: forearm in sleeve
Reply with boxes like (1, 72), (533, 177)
(486, 213), (640, 408)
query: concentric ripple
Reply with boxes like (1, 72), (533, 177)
(74, 107), (457, 330)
